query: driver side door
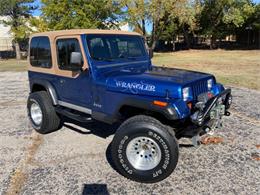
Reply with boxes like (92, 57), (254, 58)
(53, 35), (92, 111)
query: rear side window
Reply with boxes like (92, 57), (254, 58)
(30, 36), (52, 68)
(56, 38), (83, 70)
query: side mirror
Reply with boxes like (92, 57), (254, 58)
(148, 48), (154, 59)
(70, 52), (83, 67)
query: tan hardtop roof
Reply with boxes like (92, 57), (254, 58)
(30, 29), (141, 38)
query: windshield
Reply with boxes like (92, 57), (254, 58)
(86, 34), (147, 61)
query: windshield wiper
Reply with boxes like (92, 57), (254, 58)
(118, 56), (138, 60)
(127, 57), (138, 60)
(92, 57), (114, 62)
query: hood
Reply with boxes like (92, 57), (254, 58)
(106, 67), (214, 98)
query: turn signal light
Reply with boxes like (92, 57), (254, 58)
(207, 92), (214, 98)
(153, 101), (168, 107)
(187, 102), (192, 109)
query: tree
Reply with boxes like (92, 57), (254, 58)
(30, 17), (49, 32)
(0, 0), (36, 59)
(119, 0), (188, 50)
(173, 0), (202, 48)
(241, 3), (260, 30)
(41, 0), (122, 30)
(119, 0), (149, 37)
(199, 0), (255, 49)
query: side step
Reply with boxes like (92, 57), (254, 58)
(56, 107), (92, 123)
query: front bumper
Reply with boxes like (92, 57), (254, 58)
(190, 88), (232, 126)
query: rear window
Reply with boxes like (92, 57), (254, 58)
(30, 36), (52, 68)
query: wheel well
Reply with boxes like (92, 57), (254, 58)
(119, 105), (170, 125)
(31, 84), (47, 93)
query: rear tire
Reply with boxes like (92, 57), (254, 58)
(111, 115), (179, 183)
(27, 91), (62, 134)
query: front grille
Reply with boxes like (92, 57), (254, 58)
(191, 80), (208, 100)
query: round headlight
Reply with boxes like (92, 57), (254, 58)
(182, 87), (191, 101)
(207, 79), (213, 90)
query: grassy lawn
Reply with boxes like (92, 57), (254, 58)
(153, 50), (260, 90)
(0, 59), (27, 72)
(0, 50), (259, 90)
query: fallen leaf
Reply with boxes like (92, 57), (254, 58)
(251, 154), (260, 161)
(201, 136), (224, 145)
(256, 145), (260, 149)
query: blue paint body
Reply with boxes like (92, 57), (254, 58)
(28, 34), (225, 122)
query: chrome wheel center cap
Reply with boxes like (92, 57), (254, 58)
(126, 136), (162, 171)
(30, 102), (43, 125)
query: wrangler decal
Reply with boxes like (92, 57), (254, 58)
(115, 80), (156, 94)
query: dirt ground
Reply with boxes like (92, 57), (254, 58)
(0, 72), (259, 195)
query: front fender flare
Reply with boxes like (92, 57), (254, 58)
(117, 97), (179, 121)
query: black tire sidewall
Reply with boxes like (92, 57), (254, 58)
(27, 91), (61, 134)
(112, 121), (179, 183)
(27, 94), (45, 130)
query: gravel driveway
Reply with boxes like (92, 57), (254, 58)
(0, 72), (259, 195)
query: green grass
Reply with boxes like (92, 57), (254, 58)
(152, 50), (260, 90)
(0, 50), (259, 90)
(0, 59), (27, 72)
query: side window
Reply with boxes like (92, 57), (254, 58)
(56, 38), (83, 70)
(30, 36), (52, 68)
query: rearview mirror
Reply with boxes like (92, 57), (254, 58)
(70, 52), (83, 67)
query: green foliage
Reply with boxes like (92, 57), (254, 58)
(119, 0), (150, 35)
(246, 3), (260, 30)
(172, 0), (201, 32)
(29, 17), (49, 32)
(0, 0), (259, 51)
(41, 0), (122, 30)
(223, 1), (255, 27)
(118, 0), (189, 47)
(0, 0), (36, 41)
(200, 0), (255, 38)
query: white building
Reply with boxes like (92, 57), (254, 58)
(0, 17), (13, 51)
(119, 23), (130, 32)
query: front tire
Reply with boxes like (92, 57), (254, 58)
(111, 115), (179, 183)
(27, 91), (62, 134)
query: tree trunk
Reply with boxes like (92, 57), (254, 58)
(142, 19), (146, 37)
(172, 40), (176, 51)
(258, 30), (260, 49)
(15, 42), (21, 60)
(151, 40), (157, 51)
(210, 36), (216, 49)
(183, 27), (191, 49)
(150, 22), (156, 50)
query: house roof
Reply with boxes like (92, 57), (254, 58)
(30, 29), (141, 38)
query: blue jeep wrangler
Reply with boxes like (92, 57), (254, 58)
(27, 29), (232, 183)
